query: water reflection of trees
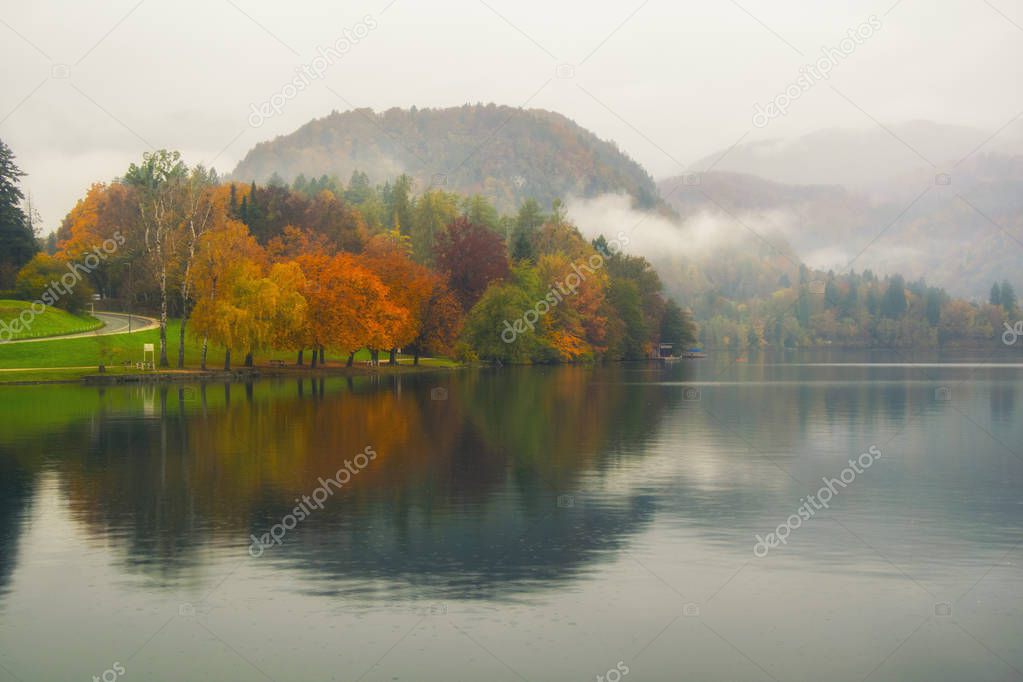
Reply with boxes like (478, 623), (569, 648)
(0, 369), (675, 597)
(0, 453), (34, 601)
(0, 364), (1019, 599)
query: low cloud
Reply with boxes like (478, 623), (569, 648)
(566, 193), (793, 262)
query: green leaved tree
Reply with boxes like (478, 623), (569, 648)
(0, 139), (37, 288)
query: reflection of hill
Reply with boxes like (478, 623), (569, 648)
(276, 488), (658, 600)
(269, 367), (677, 598)
(622, 357), (1023, 564)
(4, 363), (1016, 600)
(21, 369), (675, 597)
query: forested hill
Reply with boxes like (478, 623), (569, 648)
(658, 157), (1023, 300)
(231, 104), (661, 212)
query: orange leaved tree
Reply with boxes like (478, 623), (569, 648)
(362, 234), (434, 365)
(295, 252), (409, 368)
(188, 220), (265, 369)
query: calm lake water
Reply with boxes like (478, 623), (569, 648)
(1, 352), (1022, 681)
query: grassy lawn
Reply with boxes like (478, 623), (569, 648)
(0, 299), (102, 341)
(0, 319), (195, 369)
(0, 317), (459, 377)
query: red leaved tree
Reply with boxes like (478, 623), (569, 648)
(433, 216), (509, 312)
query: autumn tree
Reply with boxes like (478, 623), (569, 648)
(535, 250), (608, 360)
(266, 260), (309, 364)
(266, 225), (331, 262)
(362, 234), (435, 364)
(15, 253), (94, 312)
(434, 216), (509, 312)
(56, 182), (139, 299)
(296, 252), (408, 367)
(302, 189), (366, 252)
(407, 276), (462, 364)
(233, 262), (307, 367)
(189, 219), (265, 369)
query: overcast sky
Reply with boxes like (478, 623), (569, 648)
(2, 0), (1022, 232)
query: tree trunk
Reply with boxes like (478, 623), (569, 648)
(370, 349), (379, 365)
(244, 351), (253, 367)
(158, 265), (169, 367)
(311, 348), (318, 369)
(297, 349), (304, 366)
(413, 350), (420, 366)
(177, 314), (188, 369)
(319, 347), (325, 364)
(224, 348), (231, 371)
(388, 348), (397, 366)
(177, 191), (212, 370)
(346, 351), (355, 367)
(200, 335), (208, 371)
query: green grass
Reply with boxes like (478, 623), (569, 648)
(0, 316), (459, 377)
(0, 367), (116, 383)
(0, 299), (102, 341)
(0, 319), (193, 369)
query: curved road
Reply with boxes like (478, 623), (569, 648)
(4, 311), (159, 344)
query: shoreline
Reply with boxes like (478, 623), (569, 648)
(0, 361), (460, 387)
(1, 342), (1016, 387)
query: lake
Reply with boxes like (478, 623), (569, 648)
(1, 352), (1021, 681)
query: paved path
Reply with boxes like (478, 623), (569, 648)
(4, 311), (159, 344)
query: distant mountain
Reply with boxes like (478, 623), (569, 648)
(689, 121), (1023, 188)
(233, 109), (1022, 299)
(659, 155), (1023, 299)
(231, 104), (662, 212)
